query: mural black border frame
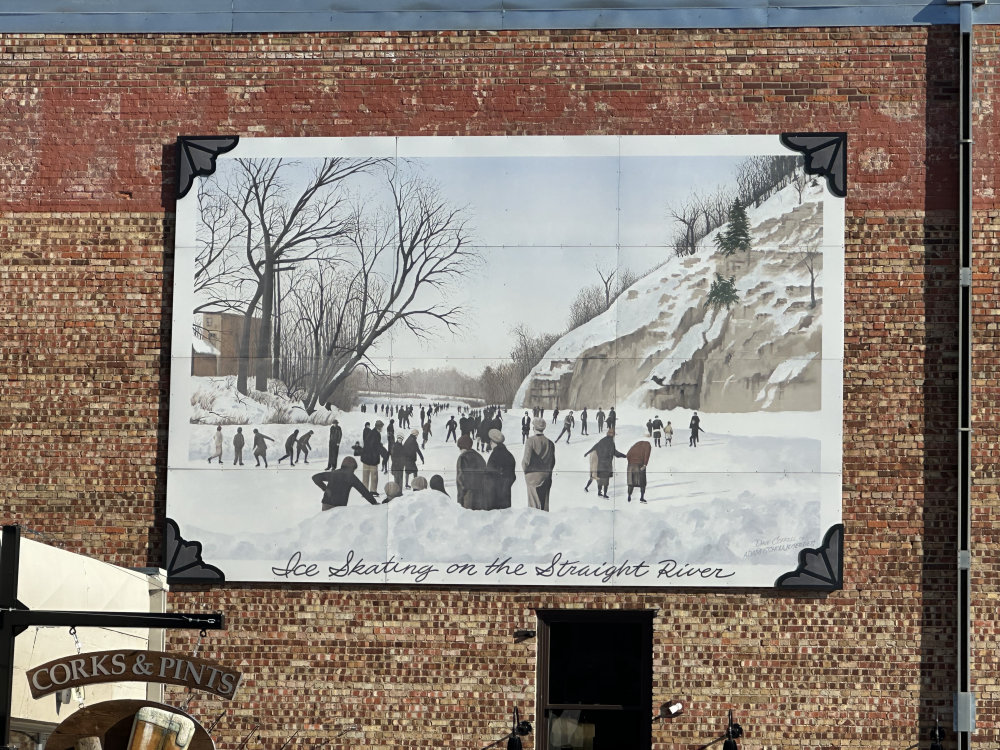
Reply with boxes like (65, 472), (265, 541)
(176, 136), (240, 200)
(168, 132), (847, 592)
(779, 131), (848, 198)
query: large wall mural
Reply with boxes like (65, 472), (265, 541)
(167, 135), (845, 588)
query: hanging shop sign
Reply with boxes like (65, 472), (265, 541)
(27, 650), (242, 700)
(44, 700), (215, 750)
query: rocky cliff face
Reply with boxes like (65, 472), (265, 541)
(514, 181), (826, 413)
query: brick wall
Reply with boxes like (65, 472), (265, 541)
(1, 25), (990, 748)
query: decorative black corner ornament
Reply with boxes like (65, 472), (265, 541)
(779, 132), (847, 198)
(774, 523), (844, 591)
(176, 136), (240, 200)
(165, 518), (226, 584)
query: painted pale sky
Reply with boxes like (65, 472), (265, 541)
(376, 154), (747, 369)
(199, 147), (762, 373)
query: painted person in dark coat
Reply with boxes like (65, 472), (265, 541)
(384, 419), (396, 472)
(252, 429), (274, 467)
(312, 457), (378, 509)
(689, 411), (703, 446)
(402, 429), (424, 488)
(626, 439), (652, 503)
(583, 429), (626, 498)
(389, 435), (406, 488)
(296, 430), (314, 464)
(326, 420), (343, 470)
(476, 416), (492, 453)
(522, 418), (556, 511)
(232, 427), (245, 466)
(651, 416), (664, 447)
(485, 429), (516, 510)
(359, 420), (389, 496)
(456, 433), (488, 509)
(277, 429), (299, 465)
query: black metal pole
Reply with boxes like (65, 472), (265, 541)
(957, 4), (975, 749)
(5, 611), (223, 630)
(0, 525), (22, 750)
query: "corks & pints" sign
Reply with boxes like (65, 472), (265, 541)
(27, 650), (242, 700)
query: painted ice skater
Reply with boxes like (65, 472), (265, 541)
(651, 416), (664, 447)
(689, 411), (703, 447)
(583, 429), (626, 498)
(554, 411), (575, 443)
(522, 418), (555, 511)
(252, 429), (274, 467)
(207, 425), (223, 464)
(626, 439), (651, 504)
(277, 429), (300, 465)
(296, 430), (314, 464)
(232, 426), (245, 465)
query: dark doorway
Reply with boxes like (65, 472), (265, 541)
(536, 610), (653, 749)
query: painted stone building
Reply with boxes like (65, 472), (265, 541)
(1, 1), (998, 748)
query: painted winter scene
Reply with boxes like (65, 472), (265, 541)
(167, 135), (844, 587)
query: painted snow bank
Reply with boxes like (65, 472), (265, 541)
(515, 181), (826, 413)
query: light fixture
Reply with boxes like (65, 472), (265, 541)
(929, 716), (944, 750)
(513, 628), (536, 643)
(652, 700), (684, 721)
(481, 707), (532, 750)
(698, 709), (744, 750)
(722, 709), (743, 750)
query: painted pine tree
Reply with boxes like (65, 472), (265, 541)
(705, 273), (740, 311)
(714, 199), (752, 256)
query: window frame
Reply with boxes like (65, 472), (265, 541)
(535, 609), (654, 749)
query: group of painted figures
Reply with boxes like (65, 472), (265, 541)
(203, 400), (706, 511)
(305, 405), (706, 512)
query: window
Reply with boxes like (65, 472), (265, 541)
(536, 609), (654, 749)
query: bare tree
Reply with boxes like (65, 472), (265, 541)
(279, 258), (364, 406)
(201, 156), (386, 395)
(736, 155), (769, 208)
(669, 200), (702, 257)
(792, 167), (809, 205)
(568, 284), (606, 331)
(596, 265), (617, 308)
(799, 248), (821, 308)
(509, 323), (562, 386)
(478, 361), (519, 406)
(736, 155), (798, 208)
(284, 169), (477, 412)
(193, 180), (257, 317)
(567, 263), (644, 331)
(701, 187), (734, 233)
(616, 265), (642, 293)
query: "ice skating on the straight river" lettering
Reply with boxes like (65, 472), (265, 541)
(271, 550), (735, 584)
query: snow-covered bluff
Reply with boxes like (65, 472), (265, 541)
(514, 180), (826, 413)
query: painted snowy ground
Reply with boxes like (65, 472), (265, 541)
(169, 386), (834, 587)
